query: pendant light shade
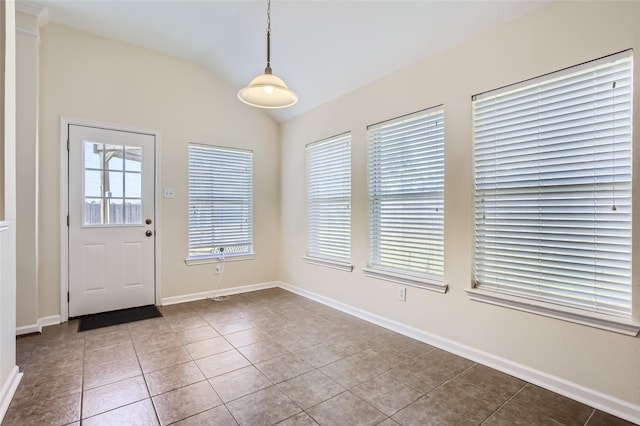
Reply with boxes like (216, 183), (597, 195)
(237, 69), (298, 109)
(237, 0), (298, 109)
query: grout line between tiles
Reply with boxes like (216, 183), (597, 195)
(129, 321), (161, 426)
(479, 381), (528, 425)
(583, 408), (597, 426)
(78, 331), (86, 424)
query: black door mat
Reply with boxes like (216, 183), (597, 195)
(77, 305), (162, 332)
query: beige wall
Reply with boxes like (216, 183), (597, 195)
(16, 11), (39, 330)
(1, 0), (19, 419)
(34, 24), (280, 320)
(280, 0), (640, 411)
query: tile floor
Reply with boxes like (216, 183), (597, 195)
(3, 288), (636, 426)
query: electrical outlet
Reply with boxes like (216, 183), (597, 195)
(398, 286), (406, 301)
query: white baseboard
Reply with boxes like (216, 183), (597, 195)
(39, 315), (61, 328)
(0, 366), (22, 423)
(161, 281), (279, 306)
(16, 315), (61, 336)
(19, 284), (281, 333)
(15, 324), (39, 335)
(278, 282), (640, 424)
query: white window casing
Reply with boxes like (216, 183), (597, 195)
(187, 144), (253, 262)
(471, 50), (639, 334)
(366, 107), (446, 291)
(305, 132), (352, 271)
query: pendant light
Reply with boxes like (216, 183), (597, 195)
(237, 0), (298, 109)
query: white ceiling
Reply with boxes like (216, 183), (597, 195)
(24, 0), (547, 122)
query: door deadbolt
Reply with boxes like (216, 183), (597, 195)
(146, 219), (152, 225)
(145, 230), (153, 237)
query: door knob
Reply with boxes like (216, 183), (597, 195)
(146, 219), (152, 225)
(145, 230), (153, 237)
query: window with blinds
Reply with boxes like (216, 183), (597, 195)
(473, 51), (633, 319)
(367, 107), (445, 287)
(306, 133), (352, 267)
(188, 144), (253, 259)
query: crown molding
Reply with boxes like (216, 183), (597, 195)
(15, 1), (48, 25)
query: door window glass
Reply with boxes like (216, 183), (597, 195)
(83, 141), (143, 225)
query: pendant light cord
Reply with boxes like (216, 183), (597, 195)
(265, 0), (272, 74)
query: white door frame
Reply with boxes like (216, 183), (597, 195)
(59, 116), (162, 322)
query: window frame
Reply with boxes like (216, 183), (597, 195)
(185, 143), (254, 265)
(364, 106), (446, 292)
(304, 132), (353, 272)
(468, 50), (640, 335)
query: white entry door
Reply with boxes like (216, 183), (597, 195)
(68, 124), (155, 317)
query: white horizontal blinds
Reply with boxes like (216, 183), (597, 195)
(368, 107), (445, 280)
(306, 133), (352, 262)
(188, 144), (253, 257)
(473, 51), (633, 318)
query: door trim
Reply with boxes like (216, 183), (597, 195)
(59, 116), (162, 322)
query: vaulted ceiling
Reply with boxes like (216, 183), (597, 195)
(25, 0), (547, 121)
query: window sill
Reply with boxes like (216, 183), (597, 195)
(185, 253), (255, 266)
(466, 287), (640, 336)
(362, 267), (447, 293)
(303, 256), (353, 272)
